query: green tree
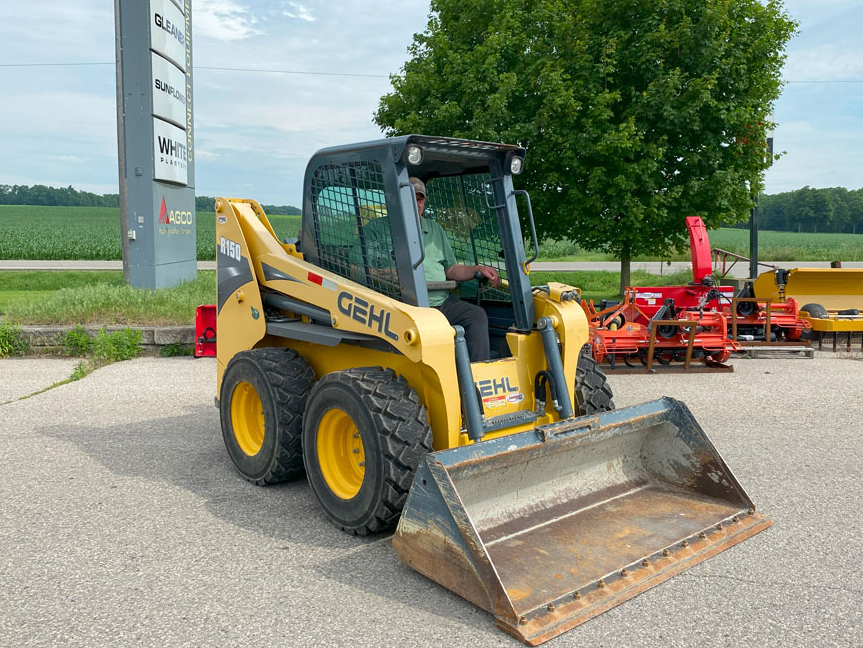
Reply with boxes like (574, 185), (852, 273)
(375, 0), (797, 291)
(849, 189), (863, 234)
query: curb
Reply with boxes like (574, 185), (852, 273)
(19, 325), (196, 353)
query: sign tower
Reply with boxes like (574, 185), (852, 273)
(115, 0), (196, 289)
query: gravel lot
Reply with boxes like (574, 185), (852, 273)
(1, 355), (861, 648)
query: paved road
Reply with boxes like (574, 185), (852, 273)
(1, 356), (862, 647)
(3, 259), (863, 278)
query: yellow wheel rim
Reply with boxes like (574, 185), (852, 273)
(231, 381), (265, 456)
(316, 408), (365, 500)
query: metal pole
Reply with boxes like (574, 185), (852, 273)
(114, 0), (130, 283)
(749, 198), (758, 279)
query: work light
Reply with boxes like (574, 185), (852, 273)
(407, 145), (423, 165)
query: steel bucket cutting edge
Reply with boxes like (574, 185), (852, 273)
(392, 397), (771, 645)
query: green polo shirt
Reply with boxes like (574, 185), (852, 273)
(422, 218), (457, 307)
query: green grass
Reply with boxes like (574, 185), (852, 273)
(699, 228), (863, 262)
(4, 204), (862, 262)
(1, 271), (214, 325)
(0, 205), (301, 261)
(531, 269), (696, 303)
(0, 322), (30, 357)
(539, 228), (863, 262)
(0, 267), (691, 326)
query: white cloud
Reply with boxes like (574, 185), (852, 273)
(0, 0), (860, 208)
(195, 0), (263, 42)
(52, 155), (91, 164)
(282, 2), (315, 22)
(784, 45), (863, 82)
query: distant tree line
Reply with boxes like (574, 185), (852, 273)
(753, 187), (863, 234)
(0, 184), (300, 216)
(0, 184), (119, 207)
(194, 195), (300, 215)
(3, 182), (859, 232)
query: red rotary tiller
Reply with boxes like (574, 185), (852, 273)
(581, 216), (808, 371)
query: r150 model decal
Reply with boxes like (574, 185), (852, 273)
(219, 236), (242, 261)
(337, 291), (399, 341)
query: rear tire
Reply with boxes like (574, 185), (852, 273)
(302, 368), (433, 535)
(220, 348), (314, 485)
(575, 352), (615, 415)
(800, 303), (828, 319)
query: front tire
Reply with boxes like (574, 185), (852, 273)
(302, 368), (432, 535)
(220, 348), (314, 485)
(575, 352), (615, 414)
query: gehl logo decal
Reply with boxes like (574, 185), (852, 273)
(477, 377), (518, 398)
(338, 291), (399, 341)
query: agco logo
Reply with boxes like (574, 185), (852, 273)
(158, 197), (193, 225)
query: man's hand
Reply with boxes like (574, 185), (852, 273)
(446, 263), (500, 287)
(474, 265), (500, 287)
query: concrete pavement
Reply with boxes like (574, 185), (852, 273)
(1, 355), (861, 647)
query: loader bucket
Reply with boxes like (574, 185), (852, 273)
(393, 398), (771, 645)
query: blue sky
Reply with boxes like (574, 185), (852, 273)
(1, 0), (861, 207)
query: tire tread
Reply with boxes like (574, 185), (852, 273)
(313, 367), (432, 535)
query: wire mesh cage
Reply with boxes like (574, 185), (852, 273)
(425, 174), (510, 302)
(309, 163), (511, 305)
(309, 161), (403, 301)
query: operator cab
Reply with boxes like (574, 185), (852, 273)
(298, 135), (533, 358)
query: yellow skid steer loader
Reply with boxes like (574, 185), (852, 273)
(214, 136), (770, 644)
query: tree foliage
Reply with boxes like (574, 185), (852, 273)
(375, 0), (797, 286)
(758, 187), (863, 234)
(0, 184), (119, 208)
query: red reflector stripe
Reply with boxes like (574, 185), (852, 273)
(308, 272), (323, 285)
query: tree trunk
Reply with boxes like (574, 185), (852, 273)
(619, 255), (631, 296)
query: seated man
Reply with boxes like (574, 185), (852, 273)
(410, 177), (499, 362)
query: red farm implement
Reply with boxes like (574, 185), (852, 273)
(583, 289), (739, 372)
(581, 217), (809, 372)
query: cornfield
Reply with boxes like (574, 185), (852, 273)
(0, 205), (301, 261)
(1, 205), (861, 262)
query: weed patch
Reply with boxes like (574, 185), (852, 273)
(62, 325), (93, 356)
(0, 323), (30, 357)
(92, 328), (142, 363)
(159, 342), (193, 357)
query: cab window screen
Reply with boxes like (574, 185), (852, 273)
(309, 162), (402, 300)
(424, 173), (510, 302)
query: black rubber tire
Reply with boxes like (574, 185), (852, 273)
(302, 367), (433, 536)
(575, 352), (616, 415)
(800, 303), (828, 319)
(220, 347), (314, 485)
